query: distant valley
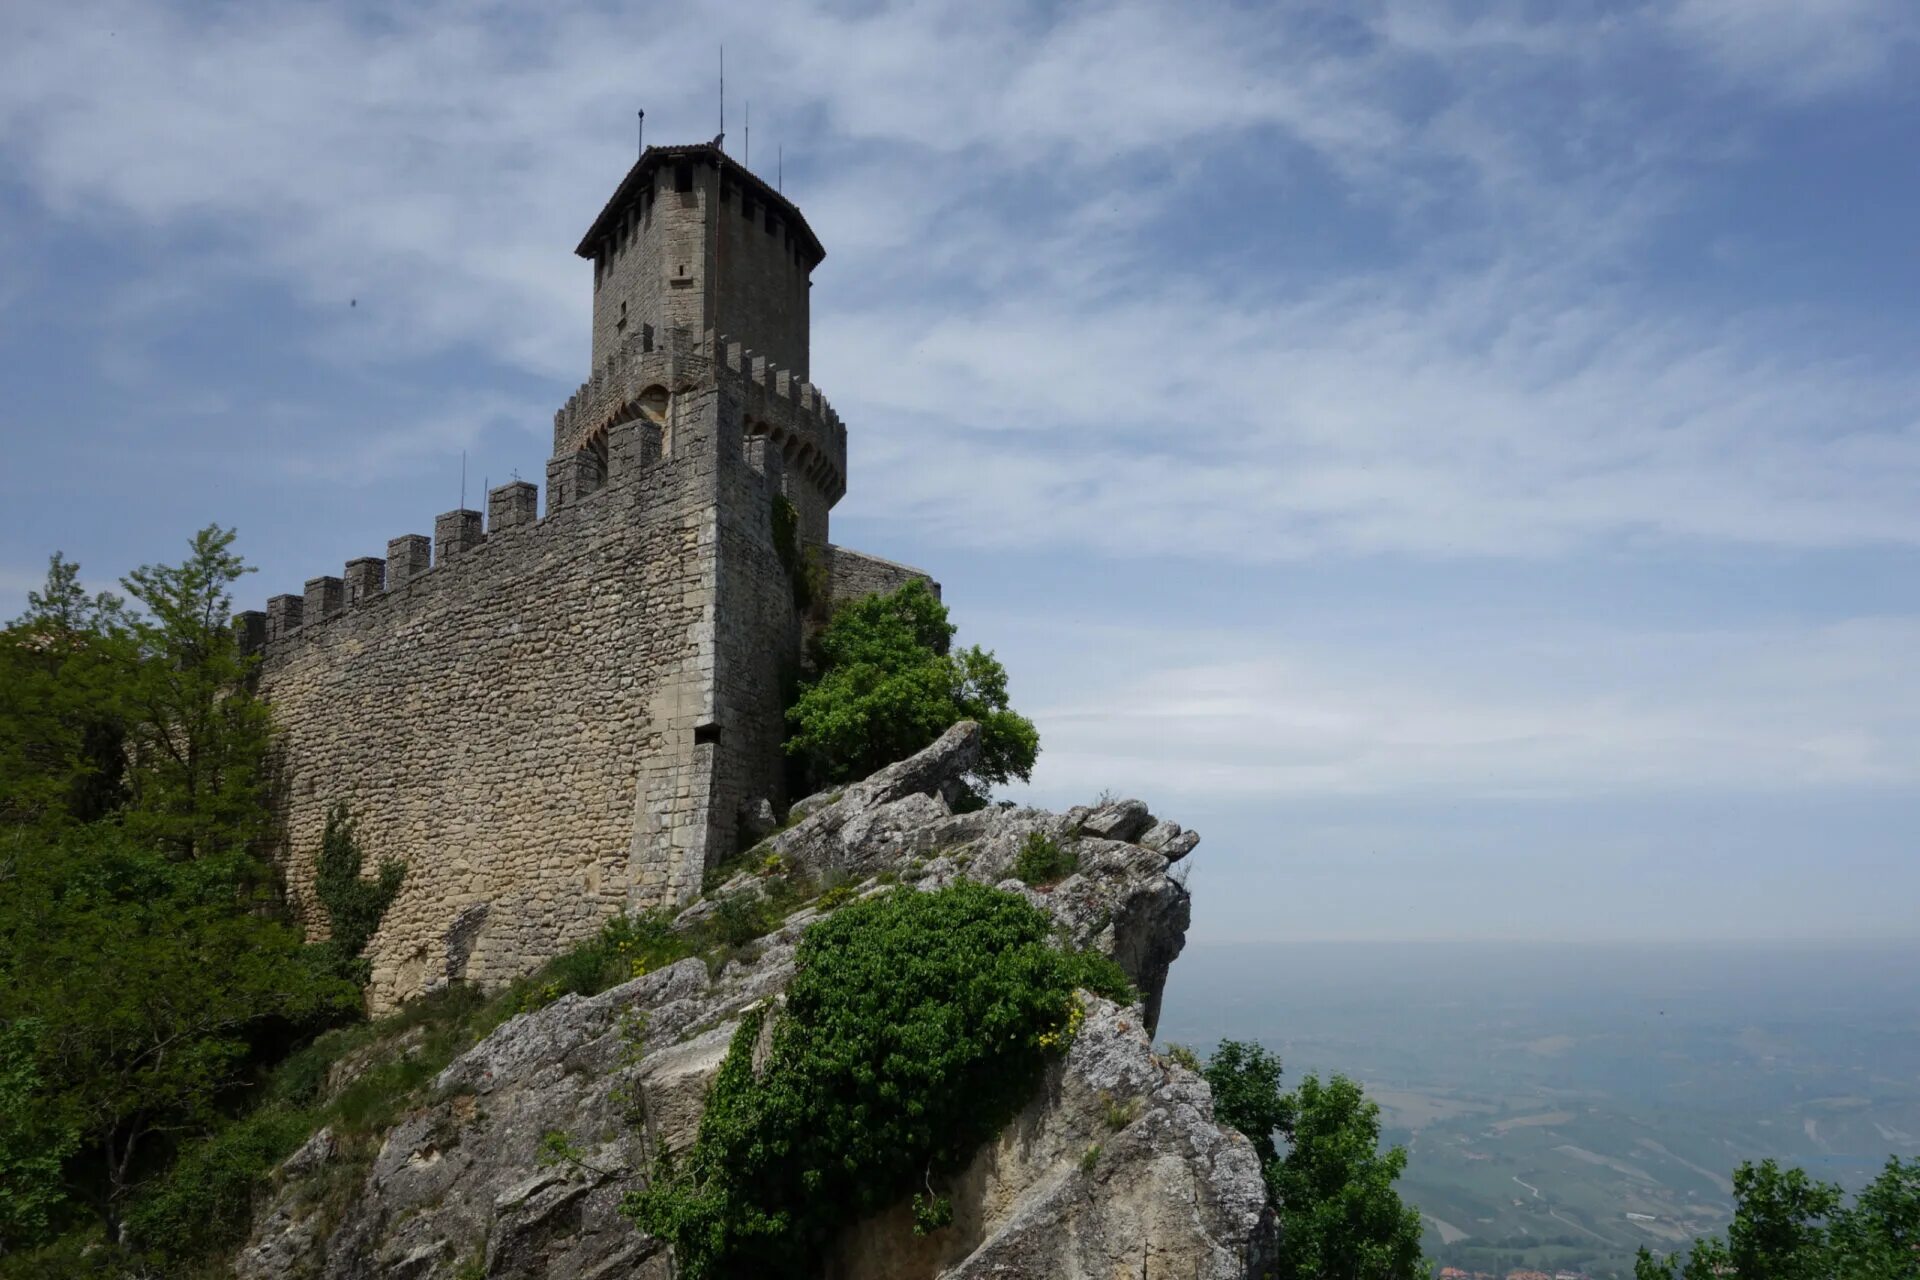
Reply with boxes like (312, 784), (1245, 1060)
(1159, 941), (1920, 1278)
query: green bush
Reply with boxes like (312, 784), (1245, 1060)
(623, 881), (1122, 1278)
(784, 580), (1038, 798)
(1013, 830), (1078, 886)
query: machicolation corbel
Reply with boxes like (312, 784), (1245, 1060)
(607, 419), (664, 478)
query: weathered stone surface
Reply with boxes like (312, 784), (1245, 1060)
(1140, 818), (1201, 863)
(240, 728), (1268, 1278)
(1080, 797), (1153, 843)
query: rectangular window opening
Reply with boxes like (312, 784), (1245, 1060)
(693, 722), (722, 745)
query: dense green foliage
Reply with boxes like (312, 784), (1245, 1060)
(1200, 1040), (1428, 1280)
(0, 534), (368, 1259)
(0, 556), (128, 829)
(623, 880), (1131, 1278)
(1634, 1155), (1920, 1280)
(784, 580), (1039, 798)
(1271, 1074), (1429, 1280)
(312, 803), (406, 984)
(1202, 1039), (1287, 1168)
(0, 826), (354, 1245)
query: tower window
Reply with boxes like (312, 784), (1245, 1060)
(674, 162), (693, 193)
(616, 300), (628, 331)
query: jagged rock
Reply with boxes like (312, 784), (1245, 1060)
(1080, 797), (1153, 843)
(239, 727), (1271, 1278)
(1140, 817), (1201, 863)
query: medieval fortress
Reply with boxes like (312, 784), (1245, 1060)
(238, 140), (932, 1011)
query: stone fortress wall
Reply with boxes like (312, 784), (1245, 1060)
(241, 139), (934, 1011)
(251, 332), (806, 1011)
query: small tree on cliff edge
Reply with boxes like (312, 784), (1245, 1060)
(785, 579), (1038, 801)
(1201, 1040), (1429, 1280)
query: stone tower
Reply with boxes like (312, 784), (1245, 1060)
(243, 139), (935, 1011)
(582, 141), (821, 381)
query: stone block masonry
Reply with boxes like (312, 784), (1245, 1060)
(247, 137), (935, 1012)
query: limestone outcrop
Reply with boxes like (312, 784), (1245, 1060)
(238, 724), (1274, 1278)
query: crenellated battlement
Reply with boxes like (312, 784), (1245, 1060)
(551, 326), (847, 505)
(249, 422), (675, 653)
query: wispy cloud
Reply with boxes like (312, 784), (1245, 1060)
(1665, 0), (1920, 100)
(1018, 616), (1920, 801)
(6, 0), (1910, 554)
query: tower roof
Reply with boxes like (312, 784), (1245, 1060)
(575, 141), (826, 269)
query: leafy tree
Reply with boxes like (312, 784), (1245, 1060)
(1271, 1074), (1428, 1280)
(1202, 1038), (1287, 1167)
(1200, 1040), (1427, 1280)
(0, 1019), (80, 1250)
(0, 555), (128, 828)
(116, 526), (273, 861)
(312, 802), (406, 985)
(0, 825), (356, 1241)
(785, 579), (1039, 798)
(0, 533), (360, 1251)
(1635, 1156), (1920, 1280)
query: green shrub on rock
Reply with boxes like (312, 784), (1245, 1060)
(1013, 830), (1078, 886)
(623, 881), (1130, 1278)
(784, 580), (1038, 800)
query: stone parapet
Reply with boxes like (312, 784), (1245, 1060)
(551, 325), (847, 506)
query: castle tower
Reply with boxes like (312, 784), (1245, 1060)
(578, 141), (823, 381)
(246, 135), (935, 1012)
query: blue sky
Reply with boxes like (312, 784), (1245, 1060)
(2, 0), (1916, 944)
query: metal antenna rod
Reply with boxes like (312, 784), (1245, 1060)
(460, 450), (466, 511)
(637, 108), (645, 156)
(719, 45), (725, 147)
(778, 144), (783, 192)
(745, 100), (750, 168)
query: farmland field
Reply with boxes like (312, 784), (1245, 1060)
(1158, 941), (1920, 1278)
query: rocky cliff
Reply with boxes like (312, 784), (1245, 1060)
(238, 723), (1276, 1278)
